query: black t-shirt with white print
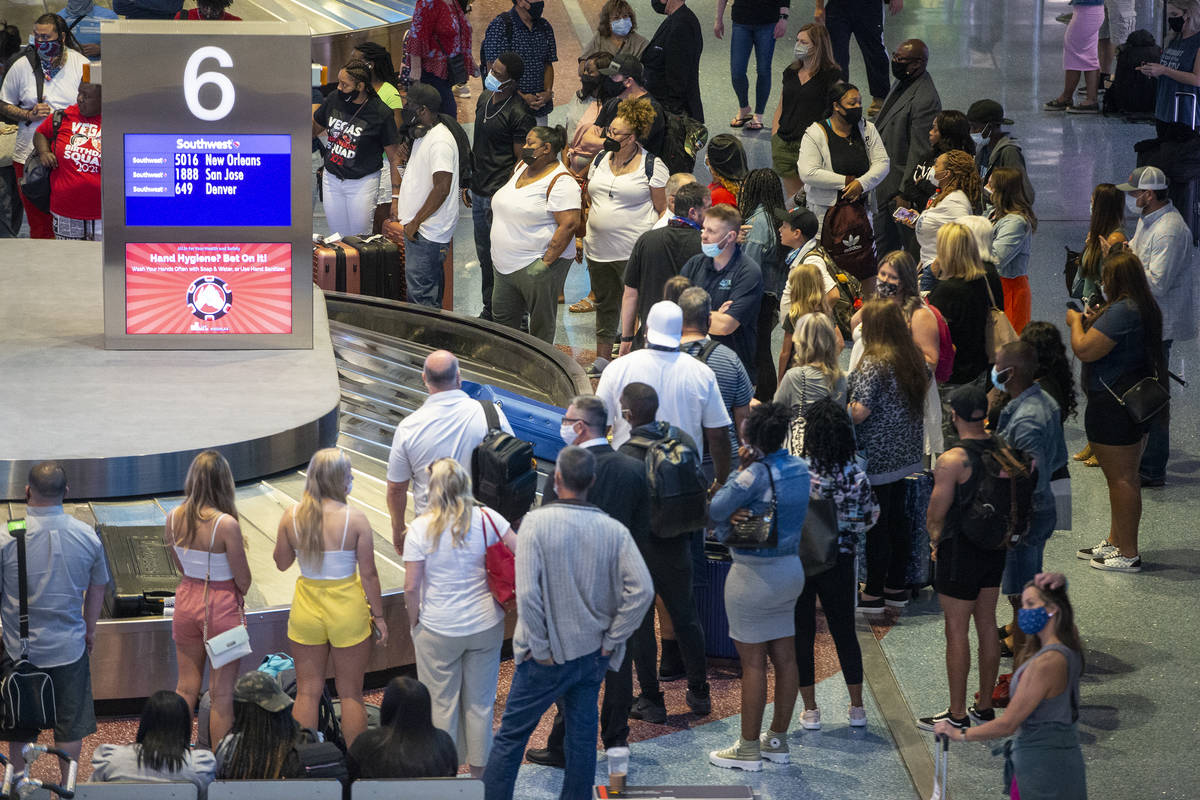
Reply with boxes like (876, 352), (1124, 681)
(314, 93), (399, 180)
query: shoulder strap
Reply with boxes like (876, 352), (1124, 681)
(340, 507), (351, 550)
(545, 170), (571, 199)
(52, 109), (65, 143)
(696, 338), (721, 364)
(982, 274), (1001, 310)
(26, 49), (43, 104)
(12, 523), (30, 651)
(478, 397), (501, 432)
(67, 13), (87, 32)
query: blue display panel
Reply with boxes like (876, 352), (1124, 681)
(124, 134), (291, 227)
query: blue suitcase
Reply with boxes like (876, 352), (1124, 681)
(461, 381), (565, 465)
(698, 542), (738, 659)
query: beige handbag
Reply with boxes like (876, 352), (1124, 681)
(0, 123), (17, 168)
(983, 277), (1018, 360)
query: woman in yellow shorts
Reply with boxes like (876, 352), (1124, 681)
(274, 448), (388, 746)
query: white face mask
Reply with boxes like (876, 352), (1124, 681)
(970, 131), (987, 149)
(559, 422), (578, 445)
(928, 170), (940, 188)
(610, 17), (633, 36)
(794, 43), (812, 61)
(1126, 193), (1142, 215)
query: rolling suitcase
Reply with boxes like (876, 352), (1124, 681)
(698, 542), (738, 659)
(96, 525), (180, 618)
(904, 470), (935, 588)
(312, 238), (361, 293)
(344, 233), (405, 301)
(378, 219), (411, 301)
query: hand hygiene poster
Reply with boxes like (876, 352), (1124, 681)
(125, 242), (292, 334)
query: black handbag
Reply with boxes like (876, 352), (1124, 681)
(798, 496), (840, 576)
(723, 463), (779, 549)
(1101, 373), (1170, 425)
(447, 53), (469, 87)
(0, 521), (57, 732)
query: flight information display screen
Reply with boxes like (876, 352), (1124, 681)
(124, 133), (291, 227)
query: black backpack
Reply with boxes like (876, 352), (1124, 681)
(809, 243), (863, 340)
(436, 113), (475, 191)
(1104, 30), (1161, 116)
(658, 108), (708, 175)
(626, 421), (708, 538)
(471, 399), (537, 522)
(957, 436), (1036, 551)
(293, 729), (349, 781)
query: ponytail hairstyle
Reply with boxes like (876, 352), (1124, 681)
(342, 59), (377, 98)
(294, 448), (352, 567)
(424, 458), (476, 551)
(1016, 580), (1085, 670)
(531, 124), (568, 155)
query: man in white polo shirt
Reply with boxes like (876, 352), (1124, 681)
(597, 301), (733, 487)
(386, 350), (511, 552)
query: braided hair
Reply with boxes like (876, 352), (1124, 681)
(739, 168), (787, 256)
(342, 59), (377, 98)
(928, 149), (983, 212)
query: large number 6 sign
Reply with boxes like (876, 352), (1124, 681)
(184, 46), (236, 121)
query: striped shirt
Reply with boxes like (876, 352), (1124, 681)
(681, 337), (753, 457)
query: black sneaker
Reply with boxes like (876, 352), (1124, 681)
(686, 685), (712, 715)
(629, 695), (667, 724)
(658, 641), (686, 682)
(857, 594), (887, 615)
(525, 747), (566, 768)
(883, 589), (909, 608)
(916, 709), (970, 732)
(968, 703), (995, 724)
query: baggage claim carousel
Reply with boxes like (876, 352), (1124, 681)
(0, 248), (588, 700)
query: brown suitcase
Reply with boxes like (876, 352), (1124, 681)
(312, 239), (361, 294)
(381, 219), (454, 310)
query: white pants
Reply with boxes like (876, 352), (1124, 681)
(321, 170), (377, 237)
(412, 620), (505, 768)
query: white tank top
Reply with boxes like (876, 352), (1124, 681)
(295, 507), (358, 581)
(172, 511), (234, 582)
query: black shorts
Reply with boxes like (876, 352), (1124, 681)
(0, 652), (96, 743)
(934, 534), (1006, 601)
(1085, 388), (1148, 446)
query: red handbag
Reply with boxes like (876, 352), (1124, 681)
(482, 510), (516, 613)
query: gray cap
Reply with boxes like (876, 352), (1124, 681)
(1116, 165), (1168, 192)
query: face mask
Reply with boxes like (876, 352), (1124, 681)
(840, 104), (863, 126)
(36, 40), (61, 61)
(1017, 606), (1053, 636)
(701, 239), (725, 258)
(484, 72), (504, 92)
(971, 131), (987, 149)
(610, 17), (633, 36)
(651, 0), (668, 14)
(559, 422), (578, 445)
(527, 0), (545, 19)
(876, 279), (901, 298)
(338, 88), (358, 104)
(928, 170), (941, 188)
(891, 59), (910, 81)
(794, 43), (812, 61)
(1169, 15), (1185, 32)
(599, 78), (625, 100)
(991, 365), (1012, 393)
(1126, 193), (1142, 215)
(521, 145), (540, 165)
(579, 75), (601, 99)
(603, 136), (622, 152)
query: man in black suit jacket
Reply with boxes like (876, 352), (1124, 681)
(642, 0), (705, 123)
(874, 39), (941, 255)
(527, 395), (653, 766)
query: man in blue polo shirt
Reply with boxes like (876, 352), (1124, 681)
(481, 0), (558, 125)
(679, 202), (763, 379)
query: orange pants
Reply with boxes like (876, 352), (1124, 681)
(1001, 275), (1031, 334)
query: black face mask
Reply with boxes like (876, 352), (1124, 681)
(521, 146), (540, 164)
(891, 60), (910, 81)
(578, 75), (601, 100)
(399, 108), (430, 140)
(527, 1), (545, 19)
(1169, 15), (1185, 32)
(599, 77), (625, 100)
(603, 136), (621, 153)
(651, 0), (668, 14)
(338, 88), (359, 104)
(839, 104), (863, 126)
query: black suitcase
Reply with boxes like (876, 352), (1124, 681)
(96, 525), (180, 618)
(1136, 131), (1200, 245)
(344, 233), (405, 300)
(698, 542), (738, 659)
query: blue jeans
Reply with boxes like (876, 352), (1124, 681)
(471, 190), (495, 317)
(484, 649), (608, 800)
(1001, 504), (1056, 596)
(826, 0), (892, 100)
(730, 23), (777, 115)
(404, 233), (450, 308)
(1139, 339), (1172, 481)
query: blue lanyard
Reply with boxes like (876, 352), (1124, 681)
(669, 216), (702, 231)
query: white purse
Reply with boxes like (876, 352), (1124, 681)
(201, 515), (251, 669)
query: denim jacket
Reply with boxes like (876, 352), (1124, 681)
(997, 385), (1068, 510)
(711, 449), (810, 558)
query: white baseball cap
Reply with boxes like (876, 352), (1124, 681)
(645, 301), (683, 348)
(1116, 166), (1168, 192)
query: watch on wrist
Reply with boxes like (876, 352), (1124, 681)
(620, 335), (634, 342)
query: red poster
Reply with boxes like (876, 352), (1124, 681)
(126, 243), (293, 334)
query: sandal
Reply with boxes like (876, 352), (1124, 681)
(1043, 98), (1071, 110)
(729, 113), (753, 128)
(743, 116), (764, 131)
(1073, 444), (1092, 462)
(1084, 455), (1100, 467)
(569, 297), (596, 313)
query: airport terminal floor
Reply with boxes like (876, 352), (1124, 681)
(5, 0), (1199, 797)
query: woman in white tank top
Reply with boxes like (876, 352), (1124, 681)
(274, 448), (388, 747)
(164, 450), (252, 747)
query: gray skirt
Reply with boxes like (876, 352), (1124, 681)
(725, 554), (806, 644)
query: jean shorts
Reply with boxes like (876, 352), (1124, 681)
(1001, 505), (1056, 596)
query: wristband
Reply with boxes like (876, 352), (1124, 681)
(620, 335), (634, 342)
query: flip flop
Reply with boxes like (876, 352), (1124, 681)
(729, 113), (753, 128)
(569, 298), (596, 313)
(743, 117), (764, 131)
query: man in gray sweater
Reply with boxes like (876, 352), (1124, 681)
(483, 446), (654, 800)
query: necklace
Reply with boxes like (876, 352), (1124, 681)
(483, 91), (514, 123)
(608, 148), (639, 197)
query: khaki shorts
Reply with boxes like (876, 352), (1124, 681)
(771, 134), (802, 179)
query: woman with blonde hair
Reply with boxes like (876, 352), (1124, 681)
(403, 458), (517, 777)
(776, 262), (836, 381)
(771, 23), (843, 201)
(165, 450), (252, 747)
(902, 149), (982, 288)
(775, 313), (847, 456)
(274, 448), (388, 747)
(929, 222), (993, 386)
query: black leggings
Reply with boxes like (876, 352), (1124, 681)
(864, 479), (910, 597)
(794, 551), (862, 686)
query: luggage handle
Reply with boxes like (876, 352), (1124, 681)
(1174, 91), (1197, 130)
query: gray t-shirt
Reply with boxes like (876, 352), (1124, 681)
(0, 506), (110, 668)
(774, 365), (847, 412)
(91, 744), (216, 795)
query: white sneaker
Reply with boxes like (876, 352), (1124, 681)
(1091, 553), (1142, 572)
(848, 705), (867, 727)
(1077, 539), (1116, 560)
(453, 84), (471, 97)
(800, 708), (821, 730)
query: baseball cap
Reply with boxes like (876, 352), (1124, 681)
(773, 207), (819, 239)
(1116, 165), (1168, 192)
(645, 301), (683, 348)
(966, 99), (1013, 126)
(948, 384), (988, 423)
(598, 54), (643, 84)
(405, 82), (442, 112)
(234, 671), (294, 713)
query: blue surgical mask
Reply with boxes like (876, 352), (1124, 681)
(1126, 193), (1141, 215)
(701, 241), (724, 258)
(1017, 606), (1053, 636)
(971, 131), (987, 150)
(559, 422), (578, 445)
(484, 72), (504, 92)
(610, 17), (633, 36)
(991, 365), (1012, 393)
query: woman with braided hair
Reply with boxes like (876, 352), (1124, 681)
(901, 149), (981, 291)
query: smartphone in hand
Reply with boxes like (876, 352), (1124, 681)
(893, 207), (919, 224)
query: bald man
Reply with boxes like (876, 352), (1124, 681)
(873, 38), (941, 255)
(385, 350), (513, 552)
(652, 173), (699, 229)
